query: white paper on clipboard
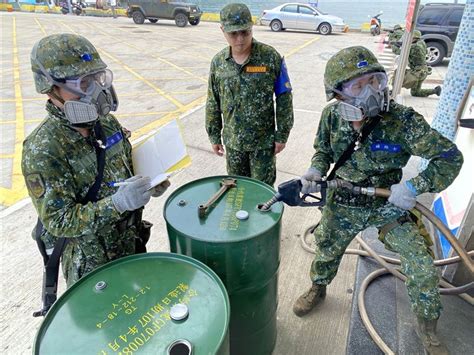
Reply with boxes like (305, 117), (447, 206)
(132, 120), (191, 188)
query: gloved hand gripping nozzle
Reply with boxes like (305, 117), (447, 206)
(258, 178), (378, 212)
(257, 179), (328, 212)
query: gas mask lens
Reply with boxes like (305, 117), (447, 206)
(65, 69), (113, 95)
(341, 72), (388, 98)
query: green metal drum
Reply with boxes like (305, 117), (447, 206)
(164, 176), (283, 355)
(34, 253), (230, 355)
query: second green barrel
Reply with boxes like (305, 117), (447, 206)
(164, 176), (283, 355)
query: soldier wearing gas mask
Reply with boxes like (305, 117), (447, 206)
(294, 47), (462, 355)
(22, 34), (170, 287)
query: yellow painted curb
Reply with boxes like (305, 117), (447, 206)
(20, 4), (35, 12)
(0, 4), (14, 11)
(361, 22), (371, 32)
(35, 5), (49, 13)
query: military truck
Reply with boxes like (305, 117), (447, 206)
(127, 0), (202, 27)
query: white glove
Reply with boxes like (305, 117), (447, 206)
(112, 176), (152, 214)
(151, 180), (171, 197)
(388, 181), (417, 210)
(300, 167), (322, 194)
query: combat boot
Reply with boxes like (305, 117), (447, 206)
(415, 317), (449, 355)
(293, 283), (326, 317)
(434, 86), (442, 96)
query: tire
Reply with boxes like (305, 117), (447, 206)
(425, 42), (446, 66)
(148, 19), (158, 23)
(132, 11), (145, 25)
(318, 22), (332, 35)
(270, 19), (283, 32)
(189, 18), (200, 25)
(175, 13), (187, 27)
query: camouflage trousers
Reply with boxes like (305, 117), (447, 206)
(410, 80), (438, 97)
(403, 67), (437, 97)
(225, 147), (276, 186)
(310, 196), (441, 320)
(62, 226), (137, 288)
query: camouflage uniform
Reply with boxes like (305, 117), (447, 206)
(406, 37), (439, 97)
(23, 34), (141, 287)
(309, 101), (462, 319)
(388, 25), (404, 53)
(22, 103), (139, 287)
(393, 31), (439, 97)
(206, 4), (294, 186)
(309, 47), (463, 320)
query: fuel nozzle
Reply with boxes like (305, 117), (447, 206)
(258, 179), (327, 211)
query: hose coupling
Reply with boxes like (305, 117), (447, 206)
(360, 187), (376, 196)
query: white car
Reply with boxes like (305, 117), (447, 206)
(260, 3), (347, 35)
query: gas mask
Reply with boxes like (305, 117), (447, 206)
(60, 69), (118, 127)
(36, 58), (118, 127)
(334, 72), (389, 121)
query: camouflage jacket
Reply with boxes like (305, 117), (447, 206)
(310, 101), (463, 199)
(388, 28), (404, 46)
(22, 102), (137, 283)
(408, 40), (428, 70)
(206, 39), (294, 151)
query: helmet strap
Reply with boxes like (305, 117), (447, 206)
(48, 88), (65, 105)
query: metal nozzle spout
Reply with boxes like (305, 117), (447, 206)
(257, 195), (278, 212)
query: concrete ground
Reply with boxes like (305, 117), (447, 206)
(0, 12), (448, 354)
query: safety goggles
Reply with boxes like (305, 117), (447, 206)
(64, 69), (113, 95)
(341, 72), (388, 98)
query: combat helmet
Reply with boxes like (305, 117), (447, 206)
(412, 30), (422, 40)
(31, 34), (107, 94)
(393, 24), (402, 31)
(324, 46), (386, 101)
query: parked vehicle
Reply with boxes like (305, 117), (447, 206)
(60, 1), (86, 15)
(369, 11), (383, 36)
(416, 3), (465, 66)
(260, 3), (347, 35)
(127, 0), (202, 27)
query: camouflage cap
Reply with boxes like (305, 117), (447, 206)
(31, 34), (107, 94)
(393, 24), (402, 31)
(324, 46), (386, 101)
(220, 3), (253, 32)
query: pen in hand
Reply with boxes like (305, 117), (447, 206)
(108, 181), (132, 188)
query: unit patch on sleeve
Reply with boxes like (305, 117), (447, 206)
(26, 173), (46, 198)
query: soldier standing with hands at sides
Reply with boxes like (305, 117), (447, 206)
(206, 3), (294, 186)
(22, 34), (170, 288)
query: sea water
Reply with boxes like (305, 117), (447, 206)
(191, 0), (465, 28)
